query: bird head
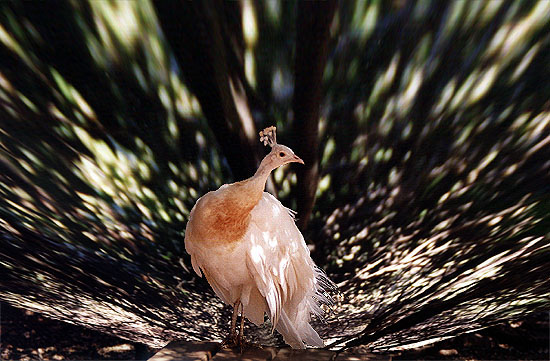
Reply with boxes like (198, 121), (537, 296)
(268, 144), (304, 167)
(259, 126), (304, 170)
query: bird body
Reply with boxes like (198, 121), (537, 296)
(185, 127), (333, 348)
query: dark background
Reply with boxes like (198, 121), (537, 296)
(1, 0), (549, 359)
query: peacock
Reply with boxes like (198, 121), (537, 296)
(184, 126), (335, 349)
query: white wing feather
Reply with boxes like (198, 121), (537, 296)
(244, 192), (330, 348)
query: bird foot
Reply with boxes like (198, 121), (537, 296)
(220, 333), (239, 349)
(237, 336), (263, 354)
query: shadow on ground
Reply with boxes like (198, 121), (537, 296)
(1, 302), (548, 360)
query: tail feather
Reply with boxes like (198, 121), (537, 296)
(274, 309), (324, 349)
(302, 322), (324, 347)
(275, 310), (305, 349)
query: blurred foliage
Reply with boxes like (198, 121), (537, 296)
(0, 0), (549, 352)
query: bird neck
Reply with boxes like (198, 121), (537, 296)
(225, 156), (273, 215)
(230, 155), (273, 209)
(253, 156), (274, 186)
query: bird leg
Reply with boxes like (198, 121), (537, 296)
(221, 300), (240, 349)
(238, 302), (245, 352)
(236, 302), (263, 352)
(221, 300), (261, 352)
(231, 299), (240, 341)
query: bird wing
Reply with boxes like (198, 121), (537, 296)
(184, 190), (235, 303)
(243, 192), (326, 348)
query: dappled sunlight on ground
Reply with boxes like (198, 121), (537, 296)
(0, 0), (548, 353)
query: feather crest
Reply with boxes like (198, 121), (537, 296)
(259, 126), (277, 147)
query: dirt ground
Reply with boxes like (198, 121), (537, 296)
(1, 302), (548, 360)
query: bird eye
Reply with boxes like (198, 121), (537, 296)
(279, 152), (286, 157)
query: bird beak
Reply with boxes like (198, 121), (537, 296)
(293, 155), (304, 164)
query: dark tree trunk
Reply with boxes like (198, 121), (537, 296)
(292, 0), (337, 230)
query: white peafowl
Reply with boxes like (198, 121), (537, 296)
(184, 126), (335, 349)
